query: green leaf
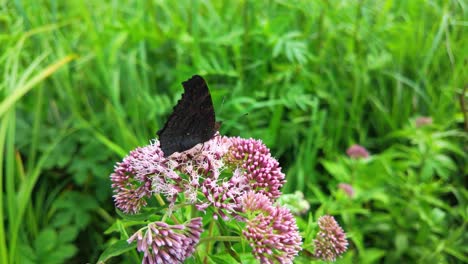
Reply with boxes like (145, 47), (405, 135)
(47, 244), (78, 263)
(209, 253), (241, 264)
(34, 228), (57, 255)
(361, 248), (386, 264)
(17, 244), (36, 264)
(58, 226), (79, 243)
(395, 232), (408, 256)
(116, 207), (160, 221)
(97, 240), (137, 263)
(0, 55), (77, 118)
(50, 211), (74, 227)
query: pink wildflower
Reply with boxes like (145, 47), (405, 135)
(111, 141), (184, 214)
(313, 215), (348, 262)
(198, 169), (249, 220)
(241, 192), (302, 263)
(227, 138), (285, 199)
(168, 134), (232, 181)
(338, 183), (355, 198)
(415, 116), (433, 127)
(127, 218), (203, 264)
(346, 144), (369, 159)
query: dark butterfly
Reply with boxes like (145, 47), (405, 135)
(157, 75), (220, 157)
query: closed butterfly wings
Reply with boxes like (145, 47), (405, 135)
(157, 75), (218, 157)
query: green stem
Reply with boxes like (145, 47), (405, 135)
(199, 236), (242, 244)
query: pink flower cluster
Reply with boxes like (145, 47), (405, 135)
(338, 183), (355, 198)
(415, 116), (433, 127)
(346, 144), (369, 159)
(241, 192), (302, 264)
(110, 134), (303, 263)
(127, 217), (203, 264)
(198, 170), (249, 220)
(110, 142), (165, 214)
(313, 215), (348, 262)
(227, 137), (286, 199)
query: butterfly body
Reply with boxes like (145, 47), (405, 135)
(157, 75), (218, 157)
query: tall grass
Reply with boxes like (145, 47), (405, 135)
(1, 0), (466, 263)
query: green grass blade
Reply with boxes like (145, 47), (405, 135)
(0, 54), (77, 118)
(0, 111), (9, 264)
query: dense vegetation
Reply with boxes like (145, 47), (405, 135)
(1, 0), (466, 263)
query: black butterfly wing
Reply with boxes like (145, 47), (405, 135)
(157, 75), (217, 157)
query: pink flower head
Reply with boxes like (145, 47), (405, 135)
(198, 169), (249, 220)
(168, 134), (232, 181)
(242, 190), (272, 213)
(227, 138), (285, 199)
(111, 142), (169, 214)
(314, 215), (348, 262)
(415, 116), (433, 127)
(165, 134), (244, 214)
(346, 144), (369, 159)
(241, 192), (302, 263)
(111, 135), (233, 214)
(338, 183), (355, 198)
(127, 217), (203, 264)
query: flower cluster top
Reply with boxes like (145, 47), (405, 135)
(110, 134), (302, 263)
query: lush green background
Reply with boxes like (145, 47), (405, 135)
(1, 0), (467, 263)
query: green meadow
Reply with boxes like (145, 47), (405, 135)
(1, 0), (466, 263)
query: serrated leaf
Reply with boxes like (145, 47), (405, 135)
(51, 211), (73, 227)
(58, 226), (79, 243)
(17, 243), (36, 264)
(34, 228), (57, 254)
(74, 212), (91, 229)
(48, 244), (78, 261)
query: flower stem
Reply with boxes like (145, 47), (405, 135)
(199, 236), (242, 244)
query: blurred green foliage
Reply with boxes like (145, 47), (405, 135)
(0, 0), (466, 263)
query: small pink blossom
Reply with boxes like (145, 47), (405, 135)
(111, 142), (181, 214)
(314, 215), (348, 262)
(346, 144), (369, 159)
(242, 190), (272, 213)
(338, 183), (355, 198)
(227, 138), (285, 199)
(199, 169), (249, 220)
(415, 116), (433, 127)
(127, 218), (203, 264)
(241, 192), (302, 263)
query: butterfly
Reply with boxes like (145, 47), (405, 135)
(157, 75), (220, 157)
